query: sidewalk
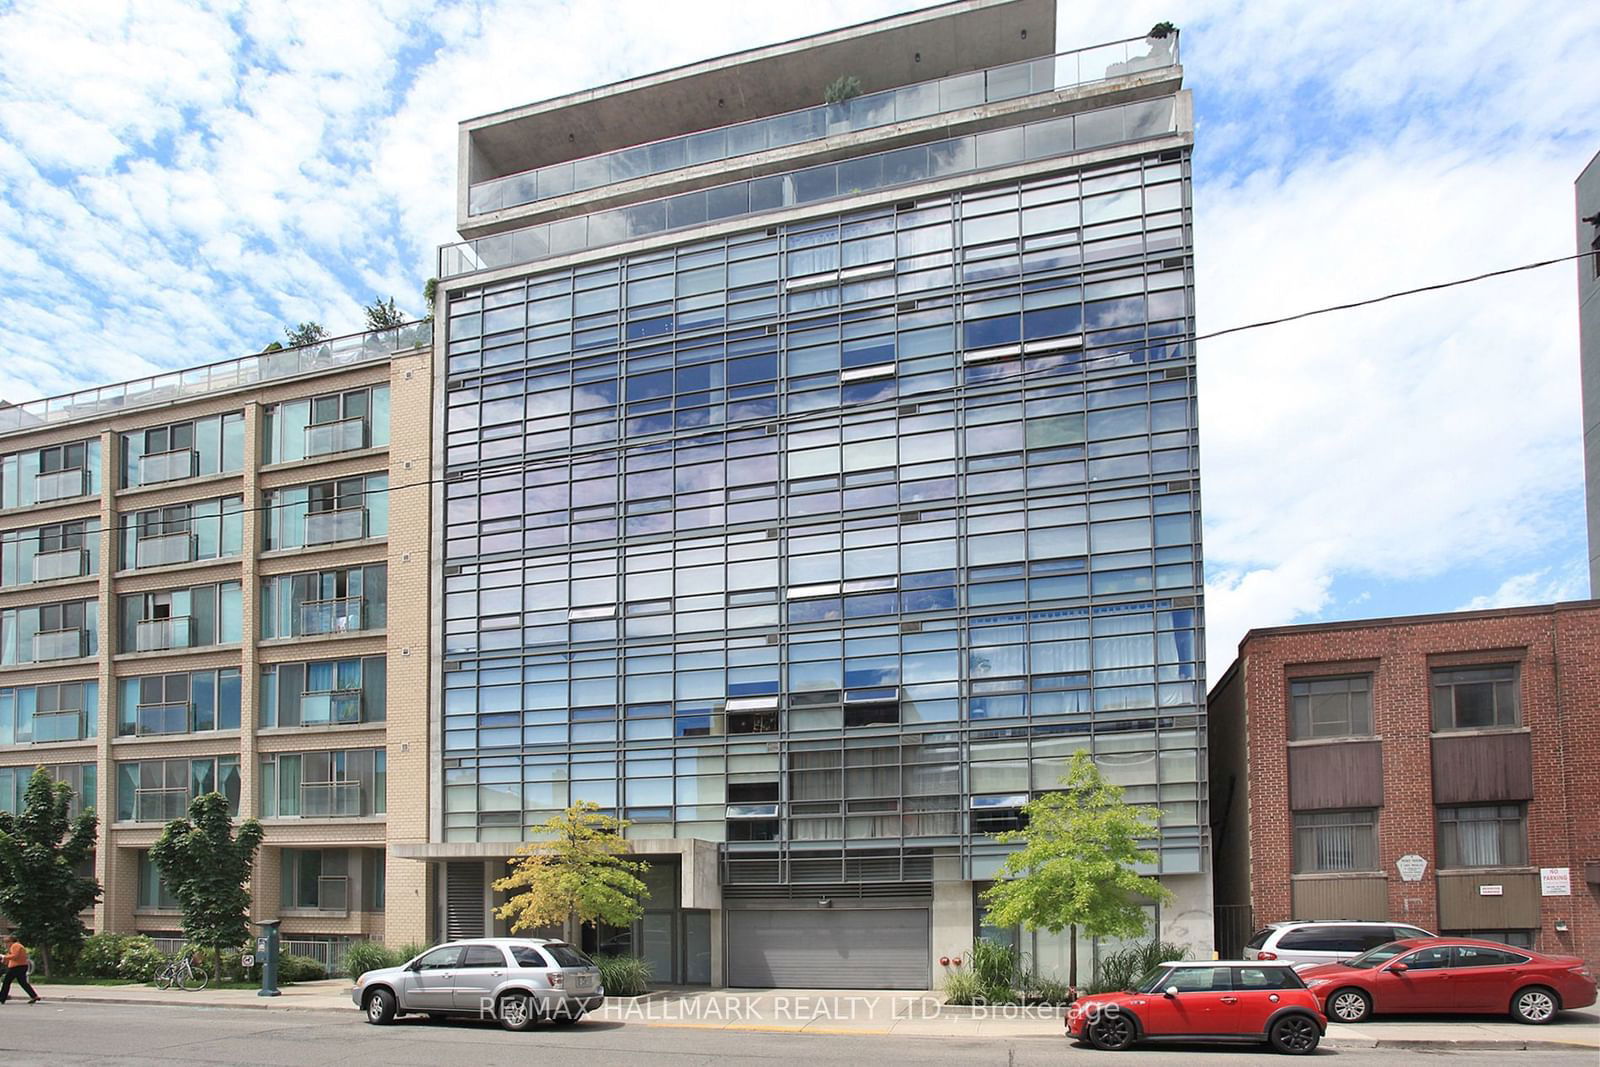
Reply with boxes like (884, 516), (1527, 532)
(35, 980), (1600, 1050)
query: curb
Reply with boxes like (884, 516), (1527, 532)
(44, 995), (350, 1015)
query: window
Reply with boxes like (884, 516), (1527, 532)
(1452, 945), (1529, 967)
(281, 848), (350, 911)
(137, 851), (179, 910)
(1235, 966), (1304, 990)
(1432, 665), (1518, 730)
(1289, 676), (1372, 740)
(1437, 803), (1527, 868)
(511, 946), (552, 968)
(542, 943), (592, 968)
(1400, 945), (1453, 971)
(1165, 966), (1230, 992)
(460, 945), (507, 968)
(1292, 810), (1377, 873)
(416, 946), (462, 970)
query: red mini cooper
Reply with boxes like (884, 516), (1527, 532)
(1066, 961), (1326, 1054)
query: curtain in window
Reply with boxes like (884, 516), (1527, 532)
(278, 755), (302, 817)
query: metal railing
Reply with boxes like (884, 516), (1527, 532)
(301, 691), (363, 725)
(136, 702), (190, 736)
(0, 322), (431, 437)
(137, 448), (195, 485)
(33, 468), (86, 502)
(298, 596), (364, 635)
(134, 787), (190, 822)
(441, 95), (1180, 279)
(305, 417), (368, 457)
(32, 628), (86, 661)
(300, 780), (362, 817)
(31, 709), (84, 743)
(282, 939), (357, 974)
(32, 547), (87, 582)
(305, 508), (365, 546)
(134, 531), (196, 568)
(135, 616), (192, 652)
(467, 35), (1180, 216)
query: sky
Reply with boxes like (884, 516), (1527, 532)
(1, 0), (1597, 674)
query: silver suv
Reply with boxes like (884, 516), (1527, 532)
(1244, 921), (1433, 967)
(352, 938), (605, 1031)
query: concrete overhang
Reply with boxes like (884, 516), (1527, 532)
(458, 0), (1056, 191)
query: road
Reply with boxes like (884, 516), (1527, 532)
(0, 1002), (1595, 1066)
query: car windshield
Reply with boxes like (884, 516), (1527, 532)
(1342, 942), (1409, 969)
(1131, 965), (1170, 993)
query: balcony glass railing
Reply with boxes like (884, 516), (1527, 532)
(32, 710), (85, 743)
(134, 787), (189, 822)
(300, 691), (362, 725)
(467, 35), (1180, 216)
(137, 448), (195, 485)
(441, 95), (1179, 279)
(300, 781), (362, 817)
(0, 322), (430, 437)
(33, 468), (86, 502)
(134, 532), (195, 568)
(135, 616), (192, 652)
(32, 547), (87, 582)
(304, 417), (368, 457)
(136, 702), (189, 736)
(305, 508), (366, 546)
(298, 596), (364, 636)
(33, 628), (86, 661)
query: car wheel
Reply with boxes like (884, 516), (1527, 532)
(364, 989), (397, 1026)
(498, 992), (539, 1032)
(1086, 1012), (1137, 1051)
(1510, 986), (1560, 1025)
(1326, 988), (1372, 1023)
(1268, 1013), (1321, 1055)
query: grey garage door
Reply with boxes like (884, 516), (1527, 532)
(728, 908), (929, 989)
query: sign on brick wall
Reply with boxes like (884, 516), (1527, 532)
(1396, 854), (1427, 882)
(1540, 867), (1572, 896)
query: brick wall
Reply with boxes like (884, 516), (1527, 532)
(1212, 602), (1600, 966)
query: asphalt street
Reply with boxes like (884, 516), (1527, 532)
(0, 1002), (1594, 1066)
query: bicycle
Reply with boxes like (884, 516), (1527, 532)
(154, 953), (209, 991)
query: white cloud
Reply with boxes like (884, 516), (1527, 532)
(1458, 564), (1589, 612)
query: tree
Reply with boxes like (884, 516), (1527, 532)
(150, 793), (263, 981)
(422, 277), (438, 322)
(823, 74), (862, 104)
(363, 296), (405, 331)
(0, 768), (100, 975)
(284, 321), (328, 348)
(493, 802), (649, 941)
(980, 750), (1172, 988)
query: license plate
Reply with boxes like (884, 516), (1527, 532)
(572, 974), (593, 989)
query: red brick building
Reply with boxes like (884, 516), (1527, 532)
(1208, 600), (1600, 966)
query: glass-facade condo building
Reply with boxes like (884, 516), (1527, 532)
(417, 0), (1210, 987)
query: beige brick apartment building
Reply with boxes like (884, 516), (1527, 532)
(0, 324), (433, 968)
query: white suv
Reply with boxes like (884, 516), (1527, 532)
(1243, 921), (1434, 967)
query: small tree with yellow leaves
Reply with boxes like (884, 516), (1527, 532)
(493, 802), (649, 941)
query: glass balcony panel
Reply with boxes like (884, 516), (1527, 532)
(135, 532), (196, 568)
(33, 628), (86, 661)
(316, 875), (349, 914)
(32, 710), (84, 743)
(304, 417), (367, 457)
(305, 508), (365, 545)
(34, 468), (85, 502)
(135, 616), (192, 652)
(300, 691), (362, 725)
(138, 449), (195, 485)
(136, 702), (189, 736)
(135, 787), (189, 821)
(32, 548), (87, 582)
(297, 596), (364, 636)
(299, 781), (362, 817)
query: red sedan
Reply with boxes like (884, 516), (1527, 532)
(1300, 937), (1596, 1025)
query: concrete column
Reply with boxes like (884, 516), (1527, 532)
(1159, 871), (1216, 957)
(93, 428), (117, 933)
(930, 854), (972, 989)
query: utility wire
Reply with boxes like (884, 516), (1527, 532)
(0, 248), (1587, 551)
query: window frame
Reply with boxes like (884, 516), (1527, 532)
(1288, 674), (1373, 741)
(1431, 664), (1520, 732)
(1436, 802), (1528, 869)
(1291, 809), (1379, 874)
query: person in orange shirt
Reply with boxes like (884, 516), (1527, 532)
(0, 937), (39, 1004)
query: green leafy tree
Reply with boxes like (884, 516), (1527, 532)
(150, 793), (263, 981)
(980, 750), (1172, 987)
(422, 277), (438, 322)
(363, 296), (405, 331)
(493, 802), (649, 941)
(0, 768), (100, 975)
(284, 321), (328, 348)
(823, 74), (862, 104)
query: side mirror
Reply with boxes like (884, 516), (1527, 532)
(1163, 985), (1179, 998)
(407, 960), (423, 972)
(1388, 962), (1408, 974)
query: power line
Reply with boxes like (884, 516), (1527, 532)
(0, 249), (1586, 550)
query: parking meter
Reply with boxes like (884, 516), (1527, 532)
(256, 919), (282, 997)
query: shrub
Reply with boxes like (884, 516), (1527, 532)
(1091, 939), (1189, 994)
(967, 938), (1023, 1001)
(277, 953), (327, 983)
(942, 969), (983, 1005)
(117, 938), (166, 982)
(1030, 976), (1075, 1005)
(344, 942), (400, 980)
(76, 934), (130, 979)
(592, 953), (651, 996)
